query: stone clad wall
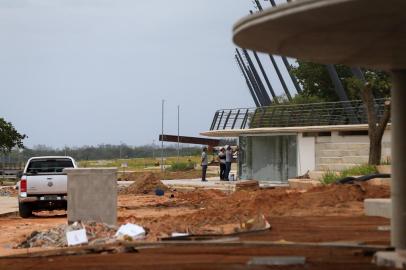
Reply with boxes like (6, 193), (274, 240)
(315, 130), (391, 171)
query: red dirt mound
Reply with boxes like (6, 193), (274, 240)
(120, 172), (168, 195)
(176, 189), (227, 206)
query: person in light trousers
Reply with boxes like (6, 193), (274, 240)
(201, 147), (208, 182)
(225, 145), (233, 181)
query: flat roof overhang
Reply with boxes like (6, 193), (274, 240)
(233, 0), (406, 70)
(200, 124), (391, 138)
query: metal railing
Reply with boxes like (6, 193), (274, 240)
(209, 99), (389, 130)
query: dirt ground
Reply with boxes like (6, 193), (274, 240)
(119, 169), (216, 181)
(0, 183), (392, 268)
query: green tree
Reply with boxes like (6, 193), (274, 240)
(291, 60), (391, 100)
(0, 118), (27, 153)
(291, 61), (392, 165)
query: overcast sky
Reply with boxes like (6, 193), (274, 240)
(0, 0), (293, 148)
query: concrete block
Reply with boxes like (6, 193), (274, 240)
(317, 163), (358, 171)
(342, 155), (369, 164)
(374, 251), (406, 268)
(317, 149), (370, 158)
(288, 179), (321, 190)
(65, 168), (117, 225)
(364, 198), (391, 219)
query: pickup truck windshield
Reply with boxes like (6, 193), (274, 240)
(26, 159), (74, 174)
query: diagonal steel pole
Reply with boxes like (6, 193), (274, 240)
(236, 49), (267, 106)
(241, 49), (272, 105)
(248, 7), (292, 100)
(252, 50), (279, 103)
(247, 66), (268, 106)
(235, 55), (261, 107)
(326, 64), (360, 124)
(257, 0), (302, 94)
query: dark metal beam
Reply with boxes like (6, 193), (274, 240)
(351, 67), (366, 81)
(326, 64), (360, 123)
(235, 55), (261, 107)
(159, 134), (220, 146)
(257, 0), (302, 94)
(242, 49), (272, 105)
(236, 49), (267, 106)
(252, 50), (279, 102)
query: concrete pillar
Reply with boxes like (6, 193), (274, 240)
(65, 168), (117, 225)
(391, 70), (406, 256)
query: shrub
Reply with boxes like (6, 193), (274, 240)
(169, 162), (195, 171)
(321, 164), (378, 185)
(320, 171), (340, 185)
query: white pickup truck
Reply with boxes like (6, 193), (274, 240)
(18, 156), (77, 218)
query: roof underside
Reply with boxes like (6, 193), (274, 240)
(233, 0), (406, 70)
(201, 124), (391, 138)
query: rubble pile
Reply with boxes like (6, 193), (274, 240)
(120, 172), (168, 195)
(18, 221), (118, 248)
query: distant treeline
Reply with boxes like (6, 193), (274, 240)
(1, 138), (236, 162)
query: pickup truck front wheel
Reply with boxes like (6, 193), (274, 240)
(18, 202), (32, 218)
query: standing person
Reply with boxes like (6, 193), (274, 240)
(225, 145), (233, 181)
(218, 147), (226, 180)
(201, 147), (208, 182)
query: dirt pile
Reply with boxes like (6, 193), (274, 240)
(176, 189), (227, 206)
(120, 172), (168, 195)
(119, 183), (390, 240)
(18, 221), (118, 248)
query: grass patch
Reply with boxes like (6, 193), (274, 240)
(169, 161), (195, 171)
(321, 164), (378, 185)
(78, 155), (201, 170)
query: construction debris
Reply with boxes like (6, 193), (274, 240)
(18, 221), (118, 248)
(115, 223), (145, 240)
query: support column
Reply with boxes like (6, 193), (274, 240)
(391, 70), (406, 256)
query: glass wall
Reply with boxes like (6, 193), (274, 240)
(239, 135), (297, 183)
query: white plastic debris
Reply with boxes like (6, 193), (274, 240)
(66, 229), (88, 246)
(115, 223), (145, 239)
(171, 232), (189, 237)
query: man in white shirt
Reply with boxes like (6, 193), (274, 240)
(201, 147), (208, 182)
(225, 145), (233, 181)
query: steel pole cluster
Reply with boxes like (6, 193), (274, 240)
(234, 0), (367, 111)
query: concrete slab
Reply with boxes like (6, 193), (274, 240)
(162, 178), (287, 191)
(162, 178), (239, 192)
(364, 198), (391, 219)
(0, 197), (18, 215)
